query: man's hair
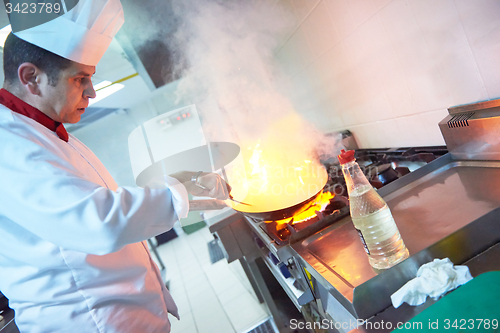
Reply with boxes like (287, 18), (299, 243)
(3, 32), (73, 86)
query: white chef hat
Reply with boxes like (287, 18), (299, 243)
(13, 0), (124, 66)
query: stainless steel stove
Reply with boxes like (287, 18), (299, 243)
(243, 146), (448, 256)
(208, 98), (500, 333)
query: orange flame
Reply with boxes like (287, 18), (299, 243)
(223, 115), (328, 213)
(274, 191), (334, 225)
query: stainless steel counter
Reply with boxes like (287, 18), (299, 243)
(207, 153), (500, 332)
(291, 153), (500, 325)
(0, 309), (19, 333)
(351, 240), (500, 333)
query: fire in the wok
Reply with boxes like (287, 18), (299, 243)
(274, 191), (334, 225)
(225, 140), (328, 214)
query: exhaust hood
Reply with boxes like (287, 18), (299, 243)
(116, 0), (187, 91)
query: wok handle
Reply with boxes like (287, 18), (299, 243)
(189, 199), (228, 211)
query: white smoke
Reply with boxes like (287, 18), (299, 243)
(170, 0), (343, 163)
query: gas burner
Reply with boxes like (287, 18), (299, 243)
(323, 146), (448, 194)
(258, 195), (349, 245)
(364, 163), (410, 189)
(253, 146), (448, 246)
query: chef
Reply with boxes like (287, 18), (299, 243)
(0, 0), (229, 332)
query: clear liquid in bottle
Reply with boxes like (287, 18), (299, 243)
(349, 185), (409, 269)
(338, 150), (409, 269)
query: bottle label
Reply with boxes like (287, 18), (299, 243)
(355, 228), (370, 255)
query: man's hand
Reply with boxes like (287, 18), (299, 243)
(169, 171), (231, 200)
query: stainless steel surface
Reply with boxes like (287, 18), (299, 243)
(205, 207), (240, 232)
(351, 239), (500, 332)
(382, 159), (500, 252)
(0, 309), (19, 333)
(206, 209), (255, 263)
(463, 241), (500, 275)
(448, 98), (500, 114)
(291, 154), (500, 321)
(439, 101), (500, 160)
(341, 130), (359, 151)
(239, 212), (325, 316)
(208, 136), (500, 331)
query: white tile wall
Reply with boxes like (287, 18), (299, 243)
(289, 0), (321, 24)
(455, 0), (500, 99)
(299, 1), (340, 62)
(275, 28), (310, 77)
(274, 0), (500, 148)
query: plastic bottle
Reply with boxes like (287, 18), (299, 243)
(338, 149), (409, 269)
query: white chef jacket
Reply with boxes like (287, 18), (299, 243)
(0, 102), (189, 333)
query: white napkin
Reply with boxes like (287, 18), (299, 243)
(391, 258), (472, 308)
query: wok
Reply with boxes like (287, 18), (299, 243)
(190, 164), (329, 221)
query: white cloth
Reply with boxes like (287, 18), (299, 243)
(14, 0), (124, 66)
(0, 104), (189, 333)
(391, 258), (473, 308)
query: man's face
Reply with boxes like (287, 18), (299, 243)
(37, 62), (96, 124)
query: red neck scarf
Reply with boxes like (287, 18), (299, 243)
(0, 88), (69, 142)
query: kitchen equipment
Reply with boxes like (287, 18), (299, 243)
(289, 98), (500, 330)
(128, 106), (241, 187)
(190, 162), (329, 221)
(235, 147), (451, 317)
(322, 146), (448, 196)
(208, 98), (500, 333)
(373, 164), (402, 187)
(289, 156), (500, 329)
(226, 160), (329, 218)
(134, 141), (240, 187)
(208, 144), (473, 332)
(228, 194), (250, 205)
(0, 292), (8, 313)
(439, 98), (500, 160)
(189, 183), (326, 221)
(256, 194), (350, 246)
(227, 187), (325, 221)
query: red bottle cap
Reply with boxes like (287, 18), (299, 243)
(338, 149), (355, 164)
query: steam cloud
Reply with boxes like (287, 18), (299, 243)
(169, 0), (343, 164)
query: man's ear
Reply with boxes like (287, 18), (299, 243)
(18, 63), (42, 96)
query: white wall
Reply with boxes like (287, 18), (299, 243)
(274, 0), (500, 148)
(74, 0), (500, 183)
